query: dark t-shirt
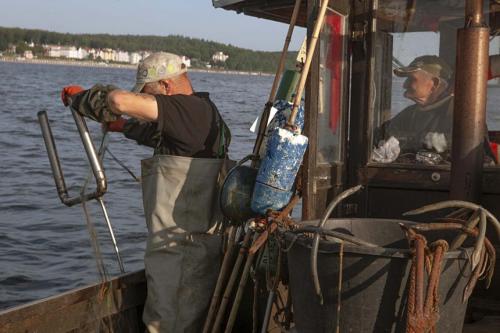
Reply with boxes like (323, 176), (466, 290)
(123, 92), (229, 158)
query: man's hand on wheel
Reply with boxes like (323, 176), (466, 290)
(61, 85), (84, 107)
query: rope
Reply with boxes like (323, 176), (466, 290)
(280, 233), (299, 253)
(79, 131), (109, 281)
(105, 146), (140, 182)
(405, 230), (448, 333)
(80, 200), (108, 281)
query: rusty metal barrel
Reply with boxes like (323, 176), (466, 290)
(284, 218), (473, 333)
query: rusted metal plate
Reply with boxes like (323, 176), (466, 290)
(0, 270), (146, 333)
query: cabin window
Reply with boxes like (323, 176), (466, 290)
(370, 29), (451, 166)
(369, 1), (498, 167)
(369, 1), (453, 167)
(486, 36), (500, 167)
(317, 8), (348, 164)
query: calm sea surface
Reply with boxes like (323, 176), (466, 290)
(0, 61), (499, 310)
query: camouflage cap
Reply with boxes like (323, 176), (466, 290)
(131, 52), (187, 93)
(394, 55), (452, 81)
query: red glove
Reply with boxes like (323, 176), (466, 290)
(106, 117), (127, 132)
(61, 85), (84, 107)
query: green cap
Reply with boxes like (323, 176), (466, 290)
(394, 55), (452, 81)
(132, 52), (187, 93)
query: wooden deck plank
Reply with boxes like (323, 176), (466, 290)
(0, 270), (146, 333)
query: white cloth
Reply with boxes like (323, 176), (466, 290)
(372, 136), (401, 163)
(423, 132), (447, 153)
(141, 154), (224, 333)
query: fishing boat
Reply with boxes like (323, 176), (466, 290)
(1, 0), (499, 332)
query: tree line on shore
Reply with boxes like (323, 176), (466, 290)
(0, 26), (298, 73)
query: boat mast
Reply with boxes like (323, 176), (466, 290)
(450, 0), (490, 202)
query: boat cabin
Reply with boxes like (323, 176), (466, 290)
(215, 0), (500, 316)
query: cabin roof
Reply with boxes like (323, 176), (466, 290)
(213, 0), (499, 33)
(212, 0), (308, 27)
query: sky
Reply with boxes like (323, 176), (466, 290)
(0, 0), (306, 52)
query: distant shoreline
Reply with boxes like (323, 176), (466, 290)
(0, 57), (272, 76)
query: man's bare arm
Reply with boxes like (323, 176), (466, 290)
(107, 90), (159, 122)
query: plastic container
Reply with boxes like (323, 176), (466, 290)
(220, 164), (258, 224)
(250, 181), (294, 214)
(284, 218), (472, 333)
(251, 128), (308, 214)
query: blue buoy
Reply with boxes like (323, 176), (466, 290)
(251, 182), (293, 215)
(251, 128), (308, 214)
(257, 100), (305, 163)
(269, 99), (305, 133)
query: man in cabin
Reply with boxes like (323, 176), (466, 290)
(61, 52), (230, 333)
(374, 55), (454, 161)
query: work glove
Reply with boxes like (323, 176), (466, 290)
(423, 132), (447, 153)
(61, 85), (84, 107)
(69, 84), (121, 123)
(106, 117), (127, 132)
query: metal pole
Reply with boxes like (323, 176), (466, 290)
(203, 226), (237, 333)
(260, 290), (275, 333)
(224, 233), (259, 333)
(38, 111), (106, 206)
(287, 0), (330, 127)
(466, 0), (483, 26)
(252, 0), (303, 162)
(450, 0), (489, 202)
(38, 111), (70, 202)
(97, 198), (125, 273)
(212, 231), (253, 333)
(71, 109), (107, 195)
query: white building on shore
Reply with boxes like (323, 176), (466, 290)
(130, 52), (142, 64)
(41, 44), (192, 66)
(115, 51), (130, 63)
(96, 48), (115, 62)
(212, 51), (229, 63)
(47, 46), (88, 59)
(23, 50), (33, 59)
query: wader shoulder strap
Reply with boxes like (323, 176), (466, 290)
(196, 92), (231, 158)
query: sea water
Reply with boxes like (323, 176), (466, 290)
(0, 61), (499, 310)
(0, 61), (270, 309)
